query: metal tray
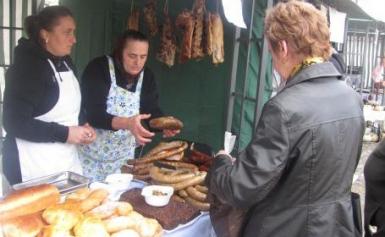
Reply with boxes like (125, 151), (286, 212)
(12, 171), (90, 194)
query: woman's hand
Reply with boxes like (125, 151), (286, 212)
(67, 124), (96, 144)
(127, 114), (155, 145)
(215, 150), (236, 163)
(163, 129), (180, 138)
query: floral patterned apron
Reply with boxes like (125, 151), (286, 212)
(79, 56), (142, 181)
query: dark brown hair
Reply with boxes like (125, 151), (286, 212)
(113, 30), (149, 63)
(24, 6), (73, 45)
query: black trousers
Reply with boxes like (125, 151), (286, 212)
(364, 146), (385, 237)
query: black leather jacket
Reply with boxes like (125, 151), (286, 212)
(207, 62), (364, 237)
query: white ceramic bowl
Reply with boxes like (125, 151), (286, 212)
(105, 173), (133, 191)
(141, 185), (174, 207)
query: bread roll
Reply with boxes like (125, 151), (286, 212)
(86, 201), (132, 220)
(136, 218), (163, 237)
(0, 184), (60, 221)
(38, 225), (74, 237)
(42, 206), (83, 230)
(79, 189), (109, 212)
(73, 216), (109, 237)
(103, 215), (139, 233)
(65, 188), (91, 202)
(111, 229), (140, 237)
(1, 212), (44, 237)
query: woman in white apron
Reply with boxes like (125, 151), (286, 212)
(2, 6), (96, 184)
(79, 30), (180, 182)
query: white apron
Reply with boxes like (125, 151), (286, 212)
(79, 56), (142, 182)
(16, 59), (82, 181)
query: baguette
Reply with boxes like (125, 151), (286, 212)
(0, 184), (60, 221)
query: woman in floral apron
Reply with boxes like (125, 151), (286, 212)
(80, 30), (180, 181)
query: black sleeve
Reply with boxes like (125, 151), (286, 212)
(3, 63), (68, 143)
(81, 56), (114, 130)
(140, 68), (164, 120)
(205, 101), (290, 208)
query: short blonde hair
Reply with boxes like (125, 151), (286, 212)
(264, 0), (331, 60)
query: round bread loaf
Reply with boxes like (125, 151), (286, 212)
(149, 116), (183, 130)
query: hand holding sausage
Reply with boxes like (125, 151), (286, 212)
(126, 114), (155, 145)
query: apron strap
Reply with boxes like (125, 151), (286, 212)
(106, 55), (118, 86)
(135, 70), (144, 93)
(47, 59), (60, 82)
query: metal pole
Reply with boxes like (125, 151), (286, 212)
(360, 28), (367, 96)
(226, 27), (241, 132)
(9, 0), (15, 64)
(253, 0), (274, 129)
(343, 18), (349, 73)
(32, 0), (38, 14)
(237, 0), (256, 150)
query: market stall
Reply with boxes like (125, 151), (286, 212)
(1, 0), (274, 236)
(61, 0), (273, 152)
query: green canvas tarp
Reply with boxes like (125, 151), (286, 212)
(61, 0), (272, 152)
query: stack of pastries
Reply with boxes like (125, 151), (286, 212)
(0, 184), (163, 237)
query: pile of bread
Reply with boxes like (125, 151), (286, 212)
(0, 184), (162, 237)
(124, 141), (211, 211)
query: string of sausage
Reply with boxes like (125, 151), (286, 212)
(132, 142), (188, 164)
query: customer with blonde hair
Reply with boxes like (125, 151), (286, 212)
(206, 1), (364, 236)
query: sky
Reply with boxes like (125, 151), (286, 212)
(356, 0), (385, 22)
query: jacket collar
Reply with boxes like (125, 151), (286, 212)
(284, 62), (342, 90)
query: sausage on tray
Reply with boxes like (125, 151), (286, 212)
(169, 172), (207, 191)
(186, 186), (207, 202)
(149, 166), (198, 184)
(185, 196), (210, 211)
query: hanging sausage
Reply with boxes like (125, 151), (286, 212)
(143, 0), (158, 37)
(156, 0), (177, 67)
(191, 0), (206, 59)
(176, 10), (194, 63)
(205, 12), (213, 56)
(127, 1), (139, 31)
(210, 13), (224, 64)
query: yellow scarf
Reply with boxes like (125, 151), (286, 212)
(289, 57), (324, 78)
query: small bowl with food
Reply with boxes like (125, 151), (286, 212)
(105, 173), (133, 191)
(141, 185), (174, 207)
